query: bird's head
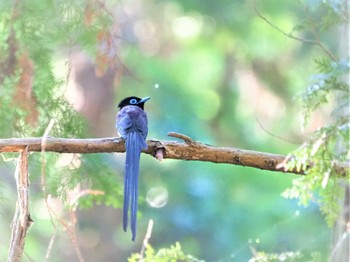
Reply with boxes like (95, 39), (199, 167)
(118, 96), (151, 110)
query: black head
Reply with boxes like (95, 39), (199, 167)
(118, 96), (151, 110)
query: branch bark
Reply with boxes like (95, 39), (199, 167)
(8, 146), (32, 262)
(0, 133), (348, 176)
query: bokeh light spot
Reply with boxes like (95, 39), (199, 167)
(172, 15), (202, 39)
(146, 186), (168, 208)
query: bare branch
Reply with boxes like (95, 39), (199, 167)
(139, 219), (154, 262)
(8, 146), (32, 262)
(251, 2), (338, 61)
(0, 135), (348, 177)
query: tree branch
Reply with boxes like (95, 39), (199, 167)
(8, 146), (32, 262)
(0, 133), (348, 177)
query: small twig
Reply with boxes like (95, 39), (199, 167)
(251, 1), (337, 61)
(41, 119), (55, 186)
(41, 119), (56, 227)
(64, 189), (104, 262)
(155, 148), (164, 161)
(41, 120), (85, 262)
(67, 209), (84, 262)
(139, 219), (154, 262)
(44, 229), (57, 262)
(43, 195), (85, 261)
(41, 119), (58, 261)
(69, 189), (105, 207)
(23, 251), (35, 262)
(255, 116), (300, 145)
(168, 132), (197, 145)
(249, 244), (259, 258)
(64, 48), (72, 93)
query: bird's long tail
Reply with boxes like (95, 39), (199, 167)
(123, 131), (147, 241)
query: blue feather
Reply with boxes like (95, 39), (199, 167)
(124, 131), (147, 241)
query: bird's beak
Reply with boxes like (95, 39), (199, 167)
(138, 97), (151, 104)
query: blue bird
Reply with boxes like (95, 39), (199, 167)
(116, 96), (150, 241)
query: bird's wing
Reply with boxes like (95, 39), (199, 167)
(116, 111), (132, 138)
(135, 112), (148, 146)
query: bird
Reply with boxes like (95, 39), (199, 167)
(116, 96), (150, 241)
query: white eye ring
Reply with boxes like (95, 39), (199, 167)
(130, 98), (138, 104)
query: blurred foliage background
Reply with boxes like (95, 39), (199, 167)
(0, 0), (348, 261)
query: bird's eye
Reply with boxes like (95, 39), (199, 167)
(129, 99), (138, 104)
